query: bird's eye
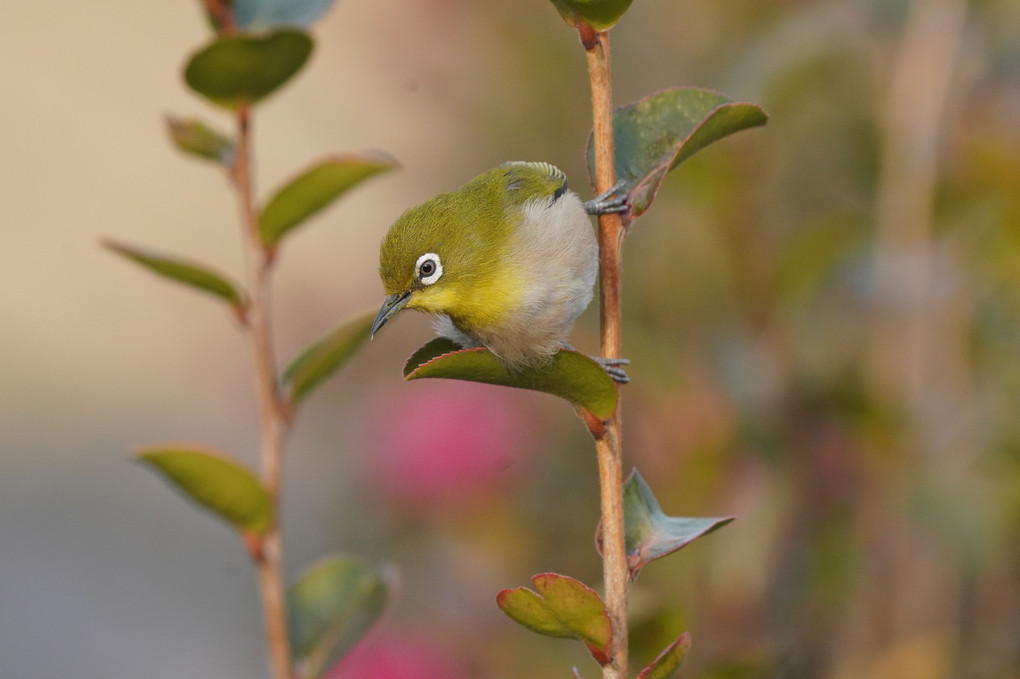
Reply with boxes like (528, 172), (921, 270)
(415, 252), (443, 286)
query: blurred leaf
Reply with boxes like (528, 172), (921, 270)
(599, 469), (734, 579)
(281, 310), (375, 405)
(497, 573), (613, 666)
(548, 0), (633, 31)
(259, 153), (397, 246)
(288, 556), (393, 679)
(404, 338), (618, 420)
(137, 445), (272, 533)
(699, 652), (779, 679)
(165, 115), (236, 165)
(587, 87), (768, 219)
(184, 29), (314, 109)
(637, 633), (692, 679)
(776, 213), (865, 305)
(235, 0), (337, 30)
(104, 240), (247, 312)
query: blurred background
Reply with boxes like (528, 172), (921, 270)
(1, 0), (1017, 677)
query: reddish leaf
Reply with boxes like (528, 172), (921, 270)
(497, 573), (613, 665)
(404, 338), (618, 420)
(586, 87), (767, 222)
(637, 633), (692, 679)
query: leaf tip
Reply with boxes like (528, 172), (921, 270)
(100, 237), (125, 255)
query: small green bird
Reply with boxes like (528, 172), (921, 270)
(371, 161), (628, 382)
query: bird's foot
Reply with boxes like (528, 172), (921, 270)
(583, 179), (629, 216)
(592, 355), (631, 384)
(564, 343), (630, 384)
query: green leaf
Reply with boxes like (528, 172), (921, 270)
(259, 153), (397, 246)
(602, 469), (734, 579)
(184, 29), (314, 109)
(164, 115), (236, 166)
(587, 87), (768, 219)
(281, 310), (375, 405)
(236, 0), (337, 30)
(137, 446), (272, 534)
(104, 240), (247, 312)
(548, 0), (633, 31)
(403, 338), (618, 420)
(496, 573), (613, 666)
(288, 556), (393, 679)
(637, 633), (692, 679)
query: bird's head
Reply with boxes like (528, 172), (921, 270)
(371, 169), (516, 338)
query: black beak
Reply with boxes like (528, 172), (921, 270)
(371, 291), (412, 338)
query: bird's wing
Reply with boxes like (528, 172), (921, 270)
(499, 161), (569, 204)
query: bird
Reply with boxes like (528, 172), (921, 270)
(371, 161), (629, 382)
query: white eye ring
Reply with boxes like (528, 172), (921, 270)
(415, 252), (443, 286)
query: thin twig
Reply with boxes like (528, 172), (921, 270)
(234, 104), (294, 679)
(584, 28), (629, 679)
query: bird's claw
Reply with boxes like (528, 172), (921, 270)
(583, 179), (629, 216)
(563, 344), (630, 384)
(592, 355), (630, 384)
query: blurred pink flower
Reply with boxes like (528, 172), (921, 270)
(326, 630), (468, 679)
(367, 381), (533, 509)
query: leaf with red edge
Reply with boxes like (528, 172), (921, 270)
(496, 573), (613, 666)
(403, 338), (617, 419)
(637, 633), (692, 679)
(599, 469), (734, 579)
(586, 87), (767, 222)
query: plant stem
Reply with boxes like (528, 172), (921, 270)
(234, 104), (293, 679)
(584, 28), (629, 679)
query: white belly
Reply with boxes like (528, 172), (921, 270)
(435, 191), (598, 370)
